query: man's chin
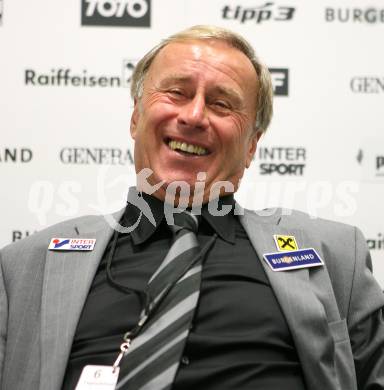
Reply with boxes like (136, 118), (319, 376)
(161, 180), (201, 207)
(135, 168), (237, 207)
(150, 179), (208, 208)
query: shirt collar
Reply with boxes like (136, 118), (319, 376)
(201, 194), (236, 244)
(122, 187), (236, 245)
(122, 187), (165, 245)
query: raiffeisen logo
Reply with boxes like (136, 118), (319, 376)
(24, 61), (137, 88)
(25, 68), (121, 87)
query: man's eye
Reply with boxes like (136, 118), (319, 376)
(168, 89), (184, 97)
(213, 100), (231, 110)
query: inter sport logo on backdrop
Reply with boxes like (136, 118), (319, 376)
(222, 2), (296, 24)
(82, 0), (150, 27)
(325, 7), (384, 23)
(0, 148), (33, 163)
(257, 146), (306, 175)
(350, 76), (384, 93)
(270, 68), (289, 96)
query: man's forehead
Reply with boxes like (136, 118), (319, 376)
(148, 39), (258, 87)
(155, 38), (243, 63)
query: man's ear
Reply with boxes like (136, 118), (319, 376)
(245, 129), (262, 168)
(130, 98), (140, 140)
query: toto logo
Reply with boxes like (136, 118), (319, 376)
(82, 0), (150, 27)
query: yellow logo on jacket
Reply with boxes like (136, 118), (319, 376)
(273, 235), (298, 251)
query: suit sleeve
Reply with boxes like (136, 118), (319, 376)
(0, 251), (8, 386)
(347, 227), (384, 390)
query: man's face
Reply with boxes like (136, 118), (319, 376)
(130, 39), (261, 204)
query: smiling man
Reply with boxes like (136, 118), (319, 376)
(130, 37), (261, 205)
(1, 26), (384, 390)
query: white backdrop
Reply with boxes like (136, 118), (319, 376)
(1, 0), (383, 285)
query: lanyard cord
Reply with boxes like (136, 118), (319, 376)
(106, 230), (147, 306)
(106, 229), (218, 341)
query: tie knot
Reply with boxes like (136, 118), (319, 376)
(172, 211), (199, 234)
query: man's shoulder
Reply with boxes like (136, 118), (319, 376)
(242, 207), (362, 261)
(0, 213), (114, 259)
(244, 207), (356, 235)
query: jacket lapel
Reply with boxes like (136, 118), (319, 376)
(40, 210), (125, 390)
(240, 209), (339, 390)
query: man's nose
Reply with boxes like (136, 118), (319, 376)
(177, 94), (209, 130)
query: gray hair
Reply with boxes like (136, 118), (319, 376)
(130, 25), (273, 133)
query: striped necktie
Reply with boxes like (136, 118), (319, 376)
(116, 211), (202, 390)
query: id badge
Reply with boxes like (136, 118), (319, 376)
(75, 365), (119, 390)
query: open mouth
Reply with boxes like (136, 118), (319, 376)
(166, 138), (209, 156)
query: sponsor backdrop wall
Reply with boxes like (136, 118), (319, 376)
(1, 0), (383, 285)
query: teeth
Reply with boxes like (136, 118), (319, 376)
(168, 140), (207, 156)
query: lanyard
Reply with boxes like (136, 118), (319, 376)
(109, 232), (218, 372)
